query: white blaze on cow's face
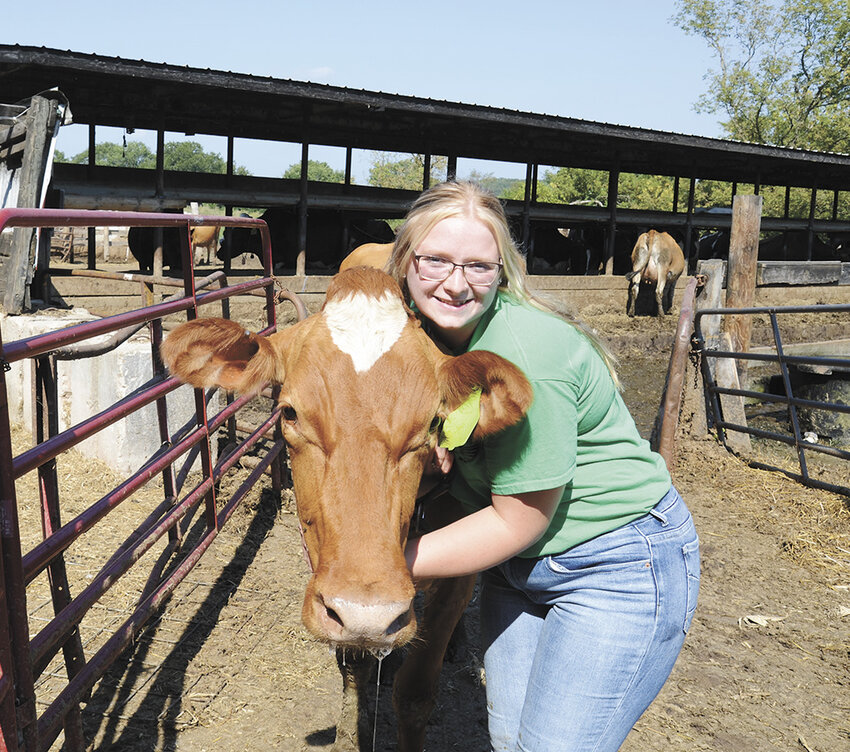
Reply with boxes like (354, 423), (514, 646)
(323, 290), (408, 373)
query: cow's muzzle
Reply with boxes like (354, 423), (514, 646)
(304, 584), (416, 649)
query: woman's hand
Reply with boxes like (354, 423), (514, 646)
(417, 445), (454, 499)
(432, 445), (453, 475)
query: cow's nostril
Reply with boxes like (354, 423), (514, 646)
(386, 609), (411, 637)
(325, 606), (344, 627)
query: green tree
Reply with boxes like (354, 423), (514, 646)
(57, 139), (251, 174)
(674, 0), (850, 152)
(464, 170), (524, 198)
(368, 153), (447, 190)
(282, 160), (344, 182)
(62, 140), (156, 168)
(163, 141), (225, 173)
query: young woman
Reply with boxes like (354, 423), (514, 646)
(387, 181), (700, 752)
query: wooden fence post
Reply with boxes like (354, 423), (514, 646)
(724, 194), (762, 386)
(3, 95), (59, 313)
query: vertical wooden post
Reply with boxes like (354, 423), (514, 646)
(446, 155), (457, 181)
(224, 137), (235, 274)
(522, 164), (533, 265)
(423, 154), (431, 190)
(604, 166), (619, 275)
(807, 186), (817, 261)
(344, 146), (353, 186)
(724, 193), (762, 387)
(3, 95), (60, 313)
(530, 163), (538, 203)
(296, 142), (308, 276)
(153, 130), (165, 281)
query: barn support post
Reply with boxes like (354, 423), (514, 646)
(223, 138), (234, 273)
(724, 193), (761, 388)
(807, 186), (818, 261)
(344, 147), (353, 187)
(297, 142), (309, 276)
(152, 131), (166, 280)
(604, 166), (619, 275)
(521, 164), (533, 262)
(423, 154), (431, 190)
(530, 163), (538, 203)
(446, 155), (457, 181)
(686, 176), (697, 272)
(3, 95), (59, 313)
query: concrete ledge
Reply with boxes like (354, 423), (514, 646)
(2, 309), (217, 476)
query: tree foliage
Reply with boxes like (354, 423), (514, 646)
(57, 139), (251, 174)
(282, 160), (345, 182)
(674, 0), (850, 152)
(368, 153), (447, 190)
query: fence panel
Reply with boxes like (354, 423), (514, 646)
(0, 208), (300, 751)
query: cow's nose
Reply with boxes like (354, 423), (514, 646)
(319, 595), (413, 644)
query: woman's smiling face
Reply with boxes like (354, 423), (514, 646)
(405, 214), (501, 349)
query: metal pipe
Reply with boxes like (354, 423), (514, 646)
(656, 276), (701, 471)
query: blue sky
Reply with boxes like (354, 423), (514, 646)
(5, 0), (722, 181)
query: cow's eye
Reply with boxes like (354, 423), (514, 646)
(429, 415), (442, 433)
(282, 405), (297, 423)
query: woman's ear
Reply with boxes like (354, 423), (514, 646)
(439, 350), (532, 439)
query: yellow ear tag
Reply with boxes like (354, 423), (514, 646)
(439, 387), (482, 450)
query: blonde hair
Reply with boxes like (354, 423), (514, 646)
(388, 181), (620, 387)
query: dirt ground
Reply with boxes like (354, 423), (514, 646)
(11, 299), (850, 751)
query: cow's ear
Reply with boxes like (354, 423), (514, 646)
(440, 350), (533, 439)
(161, 318), (285, 394)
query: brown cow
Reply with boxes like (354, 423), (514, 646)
(191, 225), (220, 265)
(161, 267), (532, 751)
(626, 229), (685, 317)
(338, 241), (393, 272)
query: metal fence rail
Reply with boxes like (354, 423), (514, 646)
(693, 303), (850, 497)
(0, 208), (301, 751)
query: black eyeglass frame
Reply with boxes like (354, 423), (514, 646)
(412, 254), (503, 286)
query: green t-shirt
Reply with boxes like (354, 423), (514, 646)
(450, 292), (672, 557)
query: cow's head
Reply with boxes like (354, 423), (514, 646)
(217, 213), (262, 263)
(161, 267), (532, 650)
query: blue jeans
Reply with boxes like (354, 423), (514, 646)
(480, 486), (700, 752)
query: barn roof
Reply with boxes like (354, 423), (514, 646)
(2, 44), (850, 191)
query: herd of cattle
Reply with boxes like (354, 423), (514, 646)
(126, 209), (850, 278)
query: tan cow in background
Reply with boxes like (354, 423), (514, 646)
(191, 225), (220, 265)
(626, 229), (685, 317)
(161, 267), (532, 751)
(338, 241), (393, 272)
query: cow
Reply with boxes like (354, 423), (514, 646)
(190, 225), (220, 265)
(758, 230), (835, 261)
(338, 241), (393, 272)
(218, 207), (395, 272)
(160, 267), (533, 751)
(127, 225), (183, 273)
(626, 229), (685, 317)
(698, 228), (838, 262)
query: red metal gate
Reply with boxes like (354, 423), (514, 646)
(0, 208), (302, 751)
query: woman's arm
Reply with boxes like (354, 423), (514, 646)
(404, 485), (564, 579)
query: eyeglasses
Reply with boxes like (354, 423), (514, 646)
(413, 255), (503, 286)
